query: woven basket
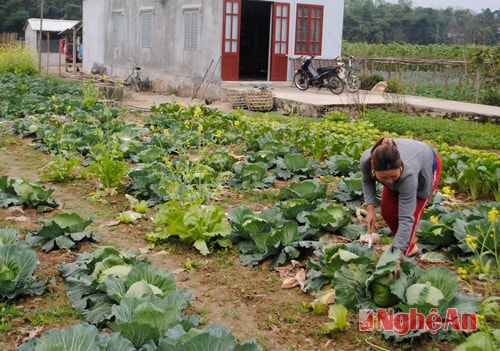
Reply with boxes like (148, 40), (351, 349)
(246, 90), (274, 111)
(91, 62), (106, 75)
(227, 90), (248, 109)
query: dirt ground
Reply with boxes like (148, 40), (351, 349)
(0, 91), (463, 351)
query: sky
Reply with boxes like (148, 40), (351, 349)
(383, 0), (499, 13)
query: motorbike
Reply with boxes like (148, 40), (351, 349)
(293, 56), (344, 94)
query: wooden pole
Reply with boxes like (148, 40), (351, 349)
(444, 65), (449, 99)
(46, 32), (50, 74)
(37, 0), (44, 74)
(474, 70), (481, 103)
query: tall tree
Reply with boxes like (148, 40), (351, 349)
(343, 0), (499, 45)
(0, 0), (81, 33)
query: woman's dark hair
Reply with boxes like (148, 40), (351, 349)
(370, 137), (402, 171)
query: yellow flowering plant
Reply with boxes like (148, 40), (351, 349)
(453, 205), (500, 294)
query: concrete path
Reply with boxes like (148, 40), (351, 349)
(221, 81), (500, 121)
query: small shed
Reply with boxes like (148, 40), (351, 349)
(24, 18), (80, 72)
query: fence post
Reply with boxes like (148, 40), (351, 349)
(413, 64), (420, 94)
(474, 70), (481, 103)
(458, 68), (462, 100)
(444, 65), (449, 99)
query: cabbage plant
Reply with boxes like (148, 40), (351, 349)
(0, 176), (58, 211)
(26, 212), (98, 251)
(228, 207), (323, 269)
(17, 322), (136, 351)
(158, 323), (263, 351)
(329, 246), (478, 340)
(0, 227), (19, 245)
(274, 153), (319, 180)
(0, 244), (47, 301)
(60, 247), (190, 326)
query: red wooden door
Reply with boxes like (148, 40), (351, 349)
(221, 0), (241, 81)
(270, 2), (290, 81)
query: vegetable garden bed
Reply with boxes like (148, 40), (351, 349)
(0, 73), (498, 351)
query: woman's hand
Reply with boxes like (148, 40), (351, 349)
(365, 204), (377, 233)
(394, 249), (404, 279)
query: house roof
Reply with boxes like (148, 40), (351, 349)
(25, 18), (80, 33)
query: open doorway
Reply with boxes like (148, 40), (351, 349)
(239, 0), (271, 80)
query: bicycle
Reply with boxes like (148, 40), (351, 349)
(123, 62), (143, 92)
(337, 55), (360, 93)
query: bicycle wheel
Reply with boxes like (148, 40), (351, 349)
(123, 74), (133, 86)
(293, 71), (309, 90)
(327, 74), (344, 95)
(346, 75), (360, 93)
(134, 76), (142, 92)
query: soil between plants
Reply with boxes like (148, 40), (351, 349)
(0, 95), (462, 351)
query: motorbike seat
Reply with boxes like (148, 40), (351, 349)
(317, 65), (339, 74)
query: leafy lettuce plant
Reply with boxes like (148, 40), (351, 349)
(443, 152), (499, 201)
(87, 142), (130, 190)
(25, 212), (98, 251)
(147, 200), (232, 256)
(40, 153), (85, 182)
(0, 244), (48, 301)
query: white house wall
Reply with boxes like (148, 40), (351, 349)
(82, 0), (344, 96)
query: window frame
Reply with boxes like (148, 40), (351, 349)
(183, 7), (200, 51)
(111, 11), (123, 47)
(294, 4), (323, 56)
(140, 8), (154, 48)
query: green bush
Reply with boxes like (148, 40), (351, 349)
(385, 77), (405, 94)
(480, 87), (500, 107)
(359, 73), (385, 90)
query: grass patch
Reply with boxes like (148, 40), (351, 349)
(366, 109), (500, 149)
(0, 303), (24, 332)
(26, 304), (82, 326)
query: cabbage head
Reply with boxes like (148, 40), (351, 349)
(369, 275), (399, 308)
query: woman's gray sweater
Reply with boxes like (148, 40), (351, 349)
(360, 139), (435, 251)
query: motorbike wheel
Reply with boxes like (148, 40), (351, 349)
(293, 71), (309, 90)
(346, 76), (360, 93)
(327, 75), (344, 95)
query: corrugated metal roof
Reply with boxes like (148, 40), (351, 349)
(26, 18), (80, 32)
